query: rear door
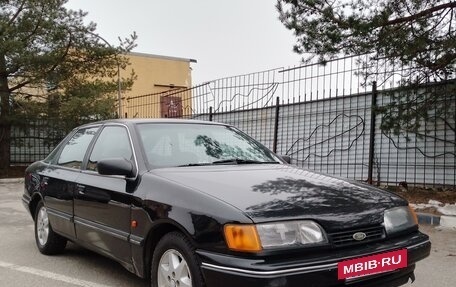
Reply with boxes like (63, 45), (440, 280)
(74, 124), (136, 263)
(43, 126), (99, 239)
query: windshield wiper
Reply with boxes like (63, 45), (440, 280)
(211, 159), (279, 165)
(177, 163), (213, 167)
(178, 159), (280, 167)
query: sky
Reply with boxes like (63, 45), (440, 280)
(65, 0), (303, 85)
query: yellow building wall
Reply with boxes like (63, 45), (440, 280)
(121, 52), (195, 118)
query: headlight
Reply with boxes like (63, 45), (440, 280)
(384, 206), (418, 235)
(224, 220), (327, 252)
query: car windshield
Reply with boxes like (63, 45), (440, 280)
(137, 123), (280, 168)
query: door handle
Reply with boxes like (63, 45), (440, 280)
(76, 184), (86, 195)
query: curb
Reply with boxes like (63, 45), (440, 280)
(417, 213), (441, 226)
(0, 178), (24, 184)
(417, 212), (456, 229)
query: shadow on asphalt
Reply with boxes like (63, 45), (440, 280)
(62, 242), (148, 287)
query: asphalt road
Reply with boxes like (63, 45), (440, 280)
(1, 181), (455, 287)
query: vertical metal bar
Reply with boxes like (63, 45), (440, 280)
(117, 60), (122, 118)
(297, 67), (302, 168)
(327, 61), (333, 175)
(339, 58), (345, 176)
(209, 106), (213, 121)
(268, 71), (273, 150)
(433, 84), (437, 187)
(368, 81), (378, 185)
(443, 83), (447, 187)
(345, 82), (350, 179)
(403, 63), (408, 186)
(273, 96), (280, 153)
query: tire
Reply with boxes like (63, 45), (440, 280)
(34, 201), (67, 255)
(151, 232), (205, 287)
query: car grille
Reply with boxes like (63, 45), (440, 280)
(328, 226), (386, 247)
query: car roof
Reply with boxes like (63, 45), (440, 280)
(78, 118), (229, 128)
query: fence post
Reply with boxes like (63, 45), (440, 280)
(273, 96), (280, 153)
(367, 81), (377, 185)
(209, 106), (213, 121)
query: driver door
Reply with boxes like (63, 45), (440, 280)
(74, 125), (135, 264)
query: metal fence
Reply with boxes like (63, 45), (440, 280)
(10, 119), (66, 164)
(11, 55), (456, 188)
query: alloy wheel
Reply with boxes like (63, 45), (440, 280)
(157, 249), (192, 287)
(36, 206), (49, 246)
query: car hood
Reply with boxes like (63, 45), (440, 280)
(151, 164), (406, 232)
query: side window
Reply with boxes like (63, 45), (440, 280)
(44, 131), (75, 164)
(87, 126), (133, 171)
(57, 127), (99, 169)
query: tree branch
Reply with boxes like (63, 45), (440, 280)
(8, 79), (32, 92)
(7, 0), (27, 26)
(20, 16), (43, 44)
(450, 8), (454, 34)
(385, 2), (456, 26)
(9, 31), (73, 93)
(12, 91), (48, 100)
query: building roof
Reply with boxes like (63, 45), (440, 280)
(128, 52), (197, 63)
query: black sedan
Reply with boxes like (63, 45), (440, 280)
(23, 119), (430, 287)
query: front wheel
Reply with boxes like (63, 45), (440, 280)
(34, 201), (67, 255)
(151, 232), (205, 287)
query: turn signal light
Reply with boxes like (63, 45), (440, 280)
(224, 224), (262, 252)
(408, 205), (418, 225)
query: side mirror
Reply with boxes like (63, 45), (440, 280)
(280, 155), (291, 164)
(98, 158), (134, 178)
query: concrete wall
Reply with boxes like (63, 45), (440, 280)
(209, 90), (455, 187)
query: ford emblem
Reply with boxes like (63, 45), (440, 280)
(353, 232), (367, 241)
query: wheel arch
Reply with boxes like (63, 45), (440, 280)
(29, 193), (44, 220)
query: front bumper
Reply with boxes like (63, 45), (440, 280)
(198, 231), (430, 287)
